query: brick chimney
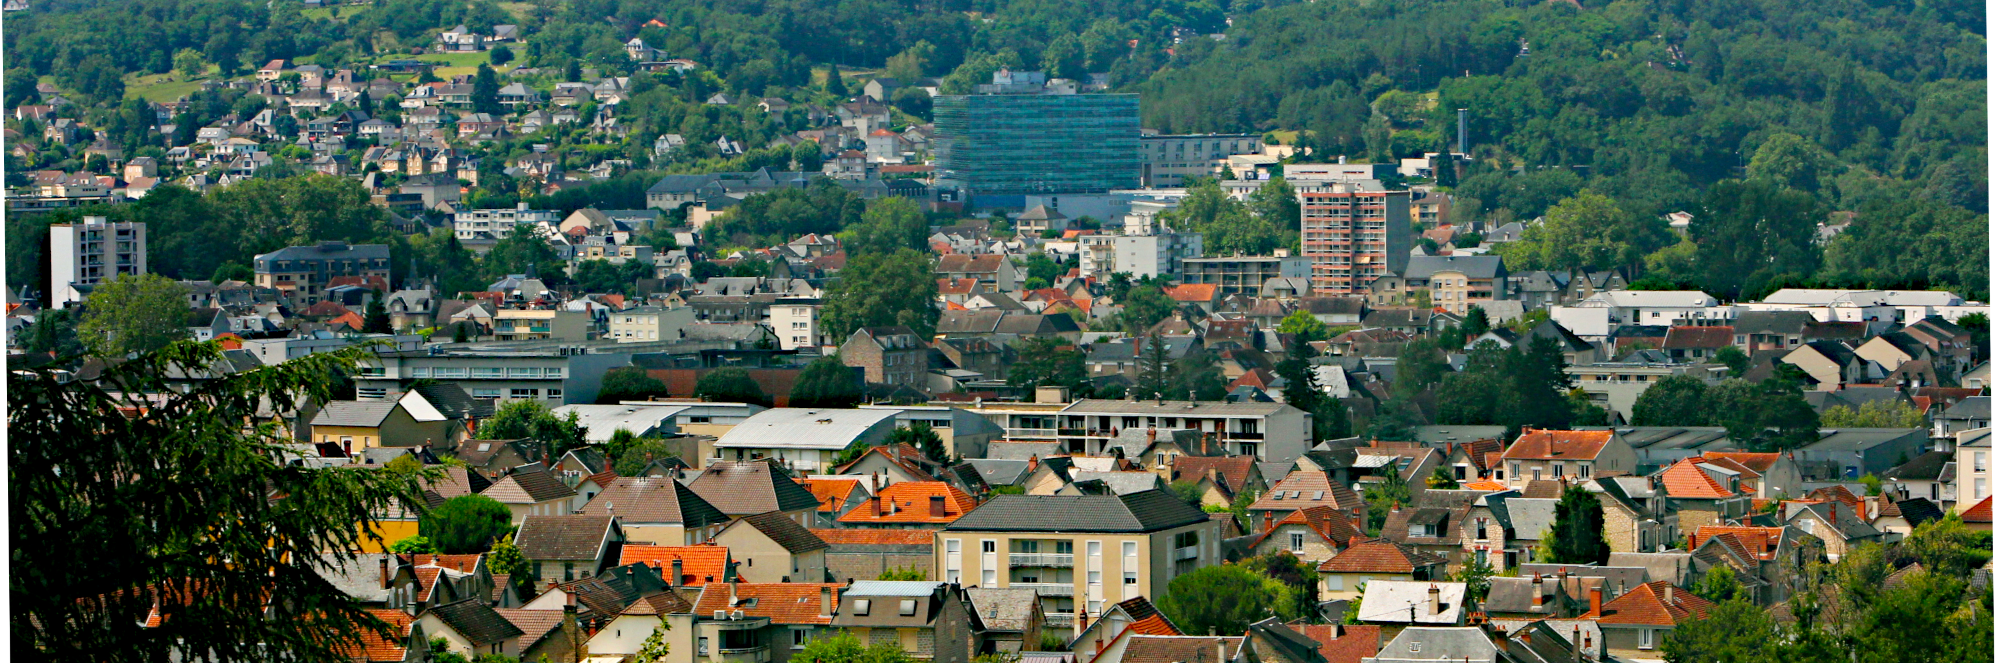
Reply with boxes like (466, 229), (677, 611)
(873, 494), (884, 517)
(1571, 626), (1582, 663)
(1531, 574), (1544, 607)
(1588, 587), (1602, 618)
(1263, 511), (1274, 532)
(380, 556), (392, 589)
(930, 495), (947, 517)
(671, 558), (684, 586)
(1663, 585), (1674, 605)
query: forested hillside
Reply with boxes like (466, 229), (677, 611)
(4, 0), (1986, 299)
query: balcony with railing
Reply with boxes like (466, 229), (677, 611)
(1174, 545), (1201, 561)
(1010, 582), (1075, 597)
(1045, 612), (1075, 627)
(1009, 553), (1074, 567)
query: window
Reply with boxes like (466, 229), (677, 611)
(1326, 575), (1343, 590)
(1510, 463), (1521, 479)
(472, 367), (504, 378)
(853, 599), (870, 615)
(945, 539), (962, 583)
(1476, 518), (1488, 541)
(1976, 478), (1988, 500)
(472, 389), (502, 398)
(547, 389), (563, 399)
(511, 388), (539, 398)
(1977, 452), (1988, 472)
(1290, 533), (1306, 552)
(699, 638), (710, 655)
(793, 629), (810, 649)
(1639, 629), (1654, 649)
(899, 600), (918, 616)
(544, 368), (565, 378)
(982, 540), (996, 553)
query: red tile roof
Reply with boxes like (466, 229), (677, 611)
(1962, 496), (1992, 523)
(802, 478), (862, 513)
(1700, 451), (1780, 474)
(1316, 538), (1446, 574)
(1172, 456), (1259, 493)
(1249, 506), (1363, 552)
(1691, 526), (1784, 560)
(1463, 479), (1509, 492)
(339, 608), (416, 662)
(1292, 624), (1382, 663)
(1692, 455), (1761, 482)
(1502, 429), (1613, 460)
(837, 481), (978, 524)
(618, 544), (733, 586)
(691, 583), (843, 625)
(1657, 459), (1736, 499)
(1115, 597), (1183, 635)
(1163, 284), (1218, 303)
(1663, 326), (1735, 350)
(1594, 580), (1714, 626)
(807, 529), (935, 546)
(938, 278), (981, 296)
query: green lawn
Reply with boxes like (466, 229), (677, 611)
(125, 74), (204, 102)
(369, 51), (514, 78)
(299, 5), (351, 22)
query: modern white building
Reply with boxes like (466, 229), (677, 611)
(1078, 233), (1203, 279)
(770, 297), (823, 350)
(1745, 289), (1985, 325)
(1550, 291), (1734, 340)
(452, 202), (562, 241)
(710, 407), (902, 473)
(49, 216), (146, 308)
(551, 403), (690, 442)
(958, 398), (1313, 465)
(606, 306), (697, 343)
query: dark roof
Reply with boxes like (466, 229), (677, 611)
(426, 599), (525, 645)
(688, 461), (822, 515)
(514, 515), (617, 561)
(944, 489), (1211, 533)
(483, 464), (578, 504)
(1895, 497), (1946, 527)
(1883, 451), (1954, 481)
(411, 382), (493, 420)
(736, 510), (831, 553)
(579, 477), (731, 527)
(1403, 255), (1504, 280)
(1733, 310), (1816, 336)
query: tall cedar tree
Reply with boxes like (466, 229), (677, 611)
(12, 342), (428, 661)
(790, 356), (866, 408)
(1548, 484), (1610, 565)
(1135, 334), (1174, 400)
(1008, 336), (1089, 392)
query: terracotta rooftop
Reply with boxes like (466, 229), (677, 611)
(1503, 429), (1613, 460)
(1657, 459), (1737, 499)
(1663, 325), (1735, 350)
(1962, 495), (1991, 523)
(1316, 538), (1446, 574)
(1594, 580), (1714, 626)
(1172, 455), (1260, 493)
(801, 477), (863, 514)
(808, 529), (935, 546)
(1248, 506), (1363, 552)
(338, 608), (416, 662)
(837, 481), (978, 524)
(617, 544), (733, 586)
(1691, 526), (1784, 560)
(691, 582), (844, 625)
(1291, 624), (1383, 663)
(1163, 284), (1219, 303)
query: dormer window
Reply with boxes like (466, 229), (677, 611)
(853, 599), (870, 615)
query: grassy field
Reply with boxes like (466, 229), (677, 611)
(299, 5), (352, 22)
(367, 51), (516, 79)
(498, 2), (535, 21)
(125, 74), (204, 102)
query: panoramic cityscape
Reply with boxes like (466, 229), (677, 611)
(3, 0), (1993, 661)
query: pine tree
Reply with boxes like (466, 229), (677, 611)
(1136, 334), (1173, 400)
(825, 65), (848, 98)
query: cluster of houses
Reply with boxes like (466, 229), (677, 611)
(255, 376), (1993, 663)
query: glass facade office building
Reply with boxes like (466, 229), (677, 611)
(933, 93), (1142, 198)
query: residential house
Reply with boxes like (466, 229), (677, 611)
(1361, 627), (1494, 663)
(937, 254), (1018, 293)
(417, 600), (526, 658)
(689, 461), (825, 523)
(1782, 501), (1880, 561)
(484, 464), (582, 524)
(1066, 596), (1183, 657)
(838, 481), (979, 529)
(710, 410), (901, 474)
(578, 476), (734, 546)
(1652, 458), (1752, 531)
(1591, 581), (1713, 659)
(1698, 451), (1802, 501)
(1245, 506), (1364, 565)
(619, 543), (736, 590)
(1585, 477), (1676, 556)
(308, 392), (464, 455)
(1956, 427), (1991, 511)
(690, 582), (848, 662)
(1355, 581), (1466, 638)
(710, 511), (830, 583)
(1247, 471), (1367, 528)
(1498, 430), (1638, 489)
(1316, 539), (1446, 602)
(965, 587), (1046, 654)
(938, 491), (1222, 628)
(513, 515), (623, 586)
(814, 529), (937, 585)
(1379, 490), (1488, 564)
(830, 581), (981, 663)
(841, 326), (930, 390)
(1168, 456), (1267, 508)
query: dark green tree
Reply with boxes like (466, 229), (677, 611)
(790, 357), (865, 409)
(12, 342), (426, 661)
(694, 368), (770, 406)
(362, 298), (392, 333)
(1548, 484), (1610, 565)
(597, 367), (671, 403)
(20, 308), (84, 357)
(1713, 345), (1750, 377)
(840, 197), (929, 256)
(819, 249), (939, 339)
(482, 400), (588, 458)
(420, 495), (515, 554)
(887, 422), (948, 463)
(1007, 337), (1088, 392)
(77, 274), (193, 357)
(1135, 335), (1174, 400)
(1631, 375), (1711, 426)
(1154, 564), (1275, 638)
(471, 64), (503, 115)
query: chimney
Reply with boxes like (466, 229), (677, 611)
(728, 581), (739, 607)
(1664, 585), (1674, 604)
(1148, 427), (1158, 446)
(1584, 633), (1593, 657)
(1589, 587), (1602, 618)
(930, 495), (947, 517)
(1571, 626), (1581, 663)
(1217, 639), (1227, 663)
(1428, 584), (1442, 616)
(1531, 574), (1544, 607)
(565, 591), (578, 615)
(1263, 511), (1274, 532)
(820, 586), (833, 618)
(380, 556), (391, 589)
(1687, 532), (1696, 550)
(671, 559), (684, 586)
(873, 495), (884, 517)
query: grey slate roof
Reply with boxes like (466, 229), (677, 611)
(578, 476), (731, 527)
(311, 401), (400, 427)
(944, 489), (1211, 533)
(412, 382), (494, 420)
(736, 510), (830, 553)
(965, 587), (1042, 632)
(983, 442), (1064, 461)
(1883, 451), (1955, 481)
(688, 461), (822, 515)
(427, 599), (526, 646)
(1403, 255), (1504, 280)
(1943, 396), (1990, 420)
(483, 464), (578, 504)
(963, 459), (1032, 486)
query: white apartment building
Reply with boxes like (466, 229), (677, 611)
(1079, 233), (1203, 278)
(1550, 291), (1736, 340)
(770, 297), (823, 350)
(49, 216), (146, 308)
(453, 202), (562, 241)
(1139, 133), (1264, 187)
(1744, 289), (1986, 325)
(606, 306), (697, 343)
(959, 397), (1312, 466)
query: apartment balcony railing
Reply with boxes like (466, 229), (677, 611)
(1010, 582), (1075, 597)
(1009, 553), (1074, 567)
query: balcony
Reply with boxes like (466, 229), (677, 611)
(1009, 553), (1075, 567)
(1011, 582), (1075, 597)
(1221, 431), (1264, 440)
(1174, 546), (1201, 561)
(1005, 427), (1058, 439)
(1045, 612), (1076, 627)
(713, 645), (771, 663)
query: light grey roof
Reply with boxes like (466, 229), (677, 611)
(1411, 426), (1509, 445)
(966, 587), (1042, 632)
(1403, 255), (1504, 280)
(983, 441), (1064, 461)
(846, 580), (943, 597)
(1604, 552), (1692, 585)
(317, 552), (396, 602)
(255, 242), (391, 262)
(1803, 428), (1925, 452)
(965, 459), (1032, 485)
(714, 408), (899, 450)
(1944, 397), (1990, 420)
(310, 400), (399, 427)
(1501, 498), (1561, 541)
(1071, 471), (1165, 495)
(552, 403), (692, 442)
(1358, 582), (1469, 626)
